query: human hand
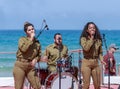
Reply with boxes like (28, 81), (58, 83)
(101, 60), (106, 65)
(31, 32), (35, 38)
(40, 56), (48, 62)
(30, 59), (37, 67)
(112, 69), (116, 73)
(29, 32), (35, 41)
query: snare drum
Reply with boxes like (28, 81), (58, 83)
(45, 72), (78, 89)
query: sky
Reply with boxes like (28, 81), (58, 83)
(0, 0), (120, 30)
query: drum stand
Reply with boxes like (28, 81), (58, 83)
(57, 43), (62, 89)
(78, 51), (82, 89)
(57, 60), (62, 89)
(71, 77), (74, 89)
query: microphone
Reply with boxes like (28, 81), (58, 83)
(58, 37), (62, 46)
(58, 37), (61, 40)
(44, 25), (49, 30)
(102, 33), (106, 46)
(69, 53), (73, 58)
(102, 34), (105, 39)
(102, 33), (106, 43)
(67, 53), (73, 59)
(36, 19), (49, 39)
(43, 19), (49, 30)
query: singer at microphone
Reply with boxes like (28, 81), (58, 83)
(13, 21), (41, 89)
(79, 22), (106, 89)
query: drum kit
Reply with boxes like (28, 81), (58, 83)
(35, 53), (82, 89)
(32, 20), (82, 89)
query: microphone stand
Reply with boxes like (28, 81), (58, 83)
(102, 34), (111, 89)
(36, 19), (48, 83)
(78, 50), (82, 89)
(57, 42), (62, 89)
(36, 19), (48, 39)
(29, 19), (48, 89)
(69, 53), (74, 89)
(37, 62), (41, 84)
(71, 78), (74, 89)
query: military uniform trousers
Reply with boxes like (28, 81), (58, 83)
(13, 61), (41, 89)
(81, 58), (101, 89)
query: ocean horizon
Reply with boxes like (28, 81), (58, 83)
(0, 29), (120, 77)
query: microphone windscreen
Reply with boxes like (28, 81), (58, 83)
(43, 19), (46, 23)
(47, 28), (49, 30)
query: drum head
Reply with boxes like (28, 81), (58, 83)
(45, 72), (78, 89)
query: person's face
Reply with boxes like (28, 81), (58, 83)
(26, 26), (35, 37)
(111, 47), (116, 53)
(87, 24), (96, 35)
(54, 35), (62, 45)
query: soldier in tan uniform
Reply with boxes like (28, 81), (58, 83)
(43, 33), (68, 73)
(80, 22), (106, 89)
(13, 22), (41, 89)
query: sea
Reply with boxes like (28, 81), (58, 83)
(0, 29), (120, 77)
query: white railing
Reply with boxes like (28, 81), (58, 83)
(1, 49), (120, 85)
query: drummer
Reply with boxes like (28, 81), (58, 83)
(43, 33), (68, 73)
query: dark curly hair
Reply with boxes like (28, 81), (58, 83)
(80, 22), (102, 44)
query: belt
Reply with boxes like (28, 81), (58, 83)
(17, 58), (32, 63)
(84, 56), (98, 59)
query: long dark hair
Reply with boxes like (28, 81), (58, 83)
(80, 22), (102, 43)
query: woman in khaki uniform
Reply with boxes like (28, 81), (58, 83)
(13, 22), (41, 89)
(80, 22), (105, 89)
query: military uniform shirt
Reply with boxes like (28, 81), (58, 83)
(81, 37), (103, 60)
(16, 36), (41, 62)
(44, 43), (68, 66)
